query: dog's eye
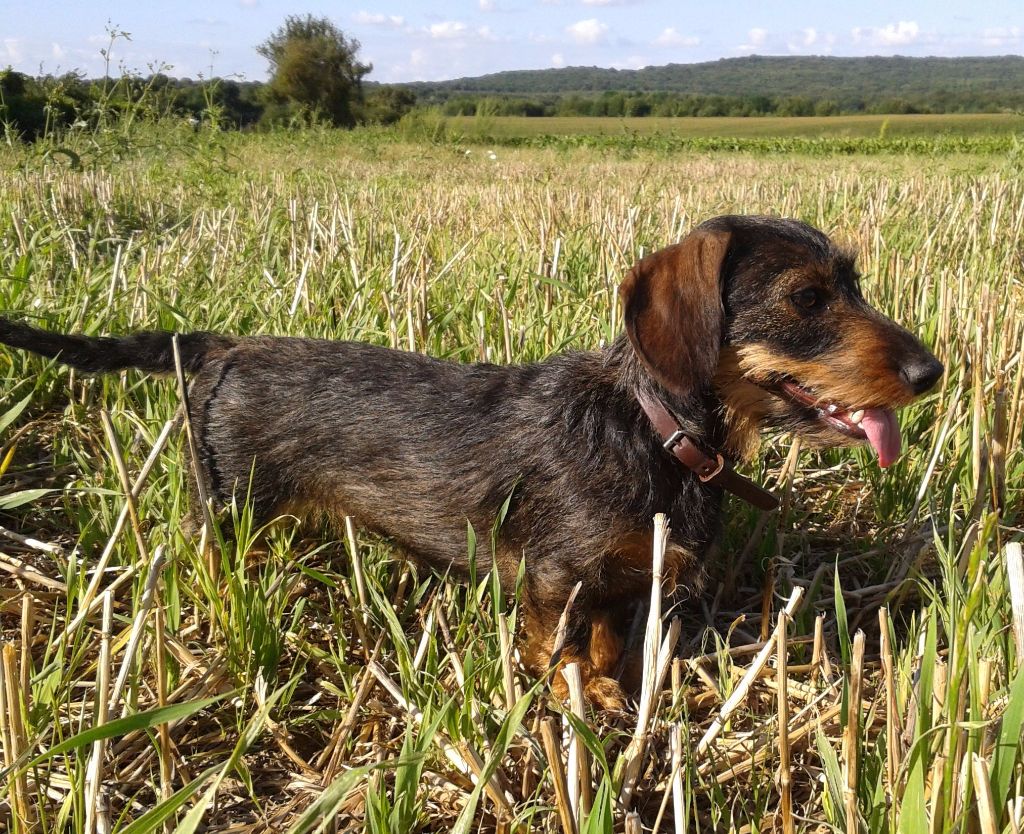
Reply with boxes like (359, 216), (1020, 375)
(790, 287), (825, 311)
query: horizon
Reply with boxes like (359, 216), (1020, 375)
(394, 52), (1024, 86)
(2, 2), (1021, 84)
(9, 52), (1024, 86)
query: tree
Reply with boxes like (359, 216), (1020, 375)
(363, 86), (416, 125)
(0, 70), (54, 138)
(257, 15), (371, 128)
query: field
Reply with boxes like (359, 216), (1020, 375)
(0, 125), (1022, 833)
(447, 112), (1024, 139)
(419, 112), (1024, 160)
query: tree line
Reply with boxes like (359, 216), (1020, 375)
(436, 89), (1021, 118)
(415, 55), (1024, 117)
(406, 55), (1024, 102)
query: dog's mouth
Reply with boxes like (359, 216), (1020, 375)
(760, 377), (902, 468)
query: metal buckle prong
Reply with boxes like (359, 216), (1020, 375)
(662, 429), (686, 452)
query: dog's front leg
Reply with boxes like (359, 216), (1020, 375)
(519, 586), (628, 711)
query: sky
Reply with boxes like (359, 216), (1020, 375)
(2, 1), (1022, 84)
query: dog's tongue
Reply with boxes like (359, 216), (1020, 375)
(860, 408), (902, 468)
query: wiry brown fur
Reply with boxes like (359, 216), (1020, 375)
(0, 215), (942, 709)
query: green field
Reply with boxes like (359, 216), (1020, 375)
(449, 112), (1024, 139)
(0, 127), (1022, 833)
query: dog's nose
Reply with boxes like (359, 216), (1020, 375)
(900, 354), (944, 395)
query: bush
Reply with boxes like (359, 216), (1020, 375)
(363, 87), (417, 125)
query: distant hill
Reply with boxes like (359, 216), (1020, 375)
(398, 55), (1024, 108)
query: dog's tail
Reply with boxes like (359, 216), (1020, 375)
(0, 317), (237, 374)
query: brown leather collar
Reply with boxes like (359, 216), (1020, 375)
(636, 392), (780, 512)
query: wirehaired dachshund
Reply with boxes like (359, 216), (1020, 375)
(0, 215), (943, 708)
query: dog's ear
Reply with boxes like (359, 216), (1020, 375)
(619, 229), (731, 399)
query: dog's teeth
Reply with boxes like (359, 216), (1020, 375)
(850, 409), (864, 423)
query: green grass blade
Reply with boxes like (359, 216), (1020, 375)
(115, 763), (222, 834)
(989, 666), (1024, 816)
(0, 393), (32, 436)
(173, 680), (293, 834)
(284, 762), (379, 834)
(20, 693), (230, 772)
(0, 488), (55, 510)
(580, 777), (614, 834)
(451, 686), (536, 834)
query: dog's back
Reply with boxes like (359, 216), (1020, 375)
(188, 335), (530, 572)
(0, 318), (650, 588)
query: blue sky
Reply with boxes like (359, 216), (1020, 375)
(2, 1), (1021, 83)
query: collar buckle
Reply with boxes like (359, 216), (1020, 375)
(636, 391), (780, 512)
(696, 452), (726, 482)
(662, 429), (686, 452)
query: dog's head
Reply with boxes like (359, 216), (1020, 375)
(619, 215), (943, 467)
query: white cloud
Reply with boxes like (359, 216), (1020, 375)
(3, 38), (23, 63)
(878, 20), (919, 45)
(852, 20), (919, 46)
(51, 42), (66, 60)
(551, 52), (565, 67)
(980, 25), (1021, 46)
(566, 18), (609, 44)
(581, 0), (639, 5)
(654, 27), (699, 48)
(786, 27), (837, 53)
(238, 0), (258, 8)
(479, 0), (496, 9)
(736, 27), (769, 53)
(353, 11), (405, 28)
(429, 21), (469, 39)
(417, 19), (499, 45)
(380, 48), (429, 83)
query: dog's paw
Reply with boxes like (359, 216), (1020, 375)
(548, 658), (628, 711)
(584, 676), (628, 711)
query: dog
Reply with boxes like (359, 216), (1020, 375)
(0, 215), (942, 709)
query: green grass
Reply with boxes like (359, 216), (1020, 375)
(448, 112), (1024, 139)
(0, 124), (1021, 833)
(408, 111), (1024, 158)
